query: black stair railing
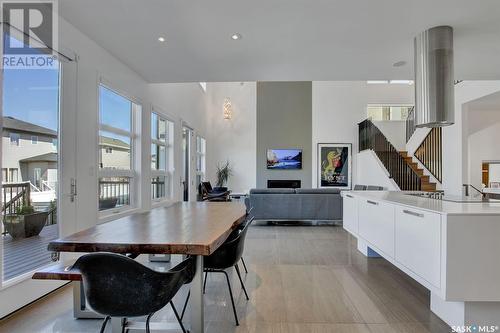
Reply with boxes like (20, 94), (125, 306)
(359, 119), (421, 191)
(415, 127), (442, 183)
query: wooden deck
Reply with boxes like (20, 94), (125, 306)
(3, 224), (58, 281)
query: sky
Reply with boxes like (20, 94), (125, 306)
(3, 35), (131, 135)
(3, 68), (60, 131)
(269, 149), (301, 160)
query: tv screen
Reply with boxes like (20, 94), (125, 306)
(267, 149), (302, 169)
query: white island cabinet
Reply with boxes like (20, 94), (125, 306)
(342, 193), (358, 235)
(341, 190), (500, 328)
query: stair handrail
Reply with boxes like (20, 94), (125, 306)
(462, 184), (485, 198)
(359, 118), (422, 191)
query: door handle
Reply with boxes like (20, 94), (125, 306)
(366, 200), (378, 205)
(346, 194), (354, 198)
(70, 178), (77, 202)
(403, 209), (424, 218)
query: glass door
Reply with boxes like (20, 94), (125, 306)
(0, 31), (77, 313)
(182, 126), (192, 201)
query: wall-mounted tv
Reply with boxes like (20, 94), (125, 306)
(267, 149), (302, 170)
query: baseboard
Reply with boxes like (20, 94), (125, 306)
(252, 219), (343, 226)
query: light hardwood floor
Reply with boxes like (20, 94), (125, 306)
(0, 224), (451, 333)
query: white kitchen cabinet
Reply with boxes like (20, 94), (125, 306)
(358, 198), (395, 257)
(342, 193), (358, 235)
(395, 206), (441, 288)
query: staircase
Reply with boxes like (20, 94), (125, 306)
(399, 151), (437, 191)
(358, 119), (440, 192)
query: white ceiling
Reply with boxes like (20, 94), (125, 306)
(59, 0), (500, 83)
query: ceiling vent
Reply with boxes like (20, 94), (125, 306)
(414, 26), (454, 127)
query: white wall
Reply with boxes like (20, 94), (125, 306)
(205, 82), (256, 193)
(372, 120), (406, 151)
(442, 81), (500, 195)
(466, 109), (500, 189)
(356, 150), (399, 190)
(312, 81), (413, 188)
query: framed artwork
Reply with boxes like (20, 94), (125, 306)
(317, 143), (352, 189)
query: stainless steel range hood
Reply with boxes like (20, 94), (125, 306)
(414, 26), (454, 127)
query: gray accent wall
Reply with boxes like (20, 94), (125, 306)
(256, 81), (312, 188)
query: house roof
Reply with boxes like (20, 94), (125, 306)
(99, 136), (130, 149)
(20, 152), (58, 163)
(3, 116), (57, 137)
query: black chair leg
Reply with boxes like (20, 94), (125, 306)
(240, 257), (248, 274)
(180, 290), (190, 321)
(145, 313), (154, 333)
(203, 271), (208, 294)
(170, 301), (188, 333)
(99, 316), (111, 333)
(234, 264), (249, 301)
(221, 270), (239, 326)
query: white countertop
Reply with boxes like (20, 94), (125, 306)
(343, 191), (500, 215)
(483, 188), (500, 194)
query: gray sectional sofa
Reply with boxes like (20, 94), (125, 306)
(244, 188), (343, 222)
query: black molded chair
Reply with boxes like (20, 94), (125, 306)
(203, 216), (253, 326)
(73, 253), (195, 333)
(353, 184), (367, 190)
(199, 182), (230, 201)
(180, 216), (254, 326)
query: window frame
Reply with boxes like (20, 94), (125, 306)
(150, 108), (174, 203)
(97, 81), (141, 217)
(9, 133), (20, 146)
(195, 135), (206, 187)
(367, 104), (414, 121)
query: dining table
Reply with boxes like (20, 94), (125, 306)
(44, 201), (247, 333)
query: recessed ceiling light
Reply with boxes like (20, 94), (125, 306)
(231, 33), (242, 40)
(158, 36), (166, 42)
(393, 61), (407, 67)
(390, 80), (414, 85)
(367, 80), (389, 84)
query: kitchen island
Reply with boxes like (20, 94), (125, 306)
(341, 190), (500, 329)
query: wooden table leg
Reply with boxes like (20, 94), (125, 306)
(190, 255), (204, 333)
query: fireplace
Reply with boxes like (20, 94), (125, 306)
(267, 180), (301, 189)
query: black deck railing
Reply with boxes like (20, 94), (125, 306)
(359, 119), (422, 191)
(99, 179), (130, 207)
(151, 178), (166, 199)
(406, 106), (416, 143)
(415, 127), (442, 183)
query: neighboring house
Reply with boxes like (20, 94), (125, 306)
(99, 136), (131, 170)
(2, 116), (58, 189)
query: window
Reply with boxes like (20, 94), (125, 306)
(151, 112), (174, 200)
(31, 136), (38, 144)
(196, 136), (206, 188)
(98, 84), (140, 212)
(9, 168), (18, 183)
(10, 133), (20, 146)
(2, 168), (7, 183)
(52, 138), (58, 148)
(367, 105), (413, 121)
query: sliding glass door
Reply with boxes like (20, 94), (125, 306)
(1, 31), (77, 312)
